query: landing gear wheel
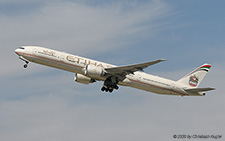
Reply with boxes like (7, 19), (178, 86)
(114, 85), (119, 90)
(23, 64), (28, 68)
(101, 87), (105, 91)
(109, 88), (113, 93)
(23, 61), (29, 68)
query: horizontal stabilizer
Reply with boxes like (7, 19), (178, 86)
(185, 87), (215, 93)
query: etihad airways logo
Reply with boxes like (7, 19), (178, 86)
(189, 75), (199, 87)
(66, 55), (112, 68)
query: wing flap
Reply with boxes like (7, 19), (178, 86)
(105, 59), (166, 75)
(185, 87), (215, 93)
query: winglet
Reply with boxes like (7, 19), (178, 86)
(159, 59), (167, 62)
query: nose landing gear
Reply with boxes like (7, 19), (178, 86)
(19, 56), (29, 69)
(23, 62), (29, 68)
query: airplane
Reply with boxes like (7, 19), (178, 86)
(15, 46), (215, 96)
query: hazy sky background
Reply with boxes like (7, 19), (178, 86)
(0, 0), (224, 140)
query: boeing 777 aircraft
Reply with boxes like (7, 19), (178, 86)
(15, 46), (215, 96)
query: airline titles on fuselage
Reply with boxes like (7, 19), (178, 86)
(66, 55), (113, 68)
(37, 49), (112, 68)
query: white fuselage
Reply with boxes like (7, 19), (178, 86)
(15, 46), (201, 96)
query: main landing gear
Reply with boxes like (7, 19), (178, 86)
(101, 76), (119, 93)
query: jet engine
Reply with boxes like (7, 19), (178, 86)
(84, 65), (105, 78)
(74, 73), (95, 84)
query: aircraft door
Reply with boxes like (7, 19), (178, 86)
(138, 74), (142, 81)
(169, 83), (175, 94)
(170, 83), (175, 90)
(61, 54), (65, 60)
(33, 48), (37, 54)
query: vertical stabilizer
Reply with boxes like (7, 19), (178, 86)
(177, 64), (211, 88)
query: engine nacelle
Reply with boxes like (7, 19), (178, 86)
(74, 73), (95, 84)
(84, 65), (105, 78)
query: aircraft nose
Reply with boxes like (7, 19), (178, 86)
(15, 49), (20, 54)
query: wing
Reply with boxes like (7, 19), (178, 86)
(105, 59), (166, 75)
(185, 87), (215, 93)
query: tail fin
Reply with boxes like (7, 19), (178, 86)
(177, 64), (211, 88)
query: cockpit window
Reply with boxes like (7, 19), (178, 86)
(19, 47), (25, 49)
